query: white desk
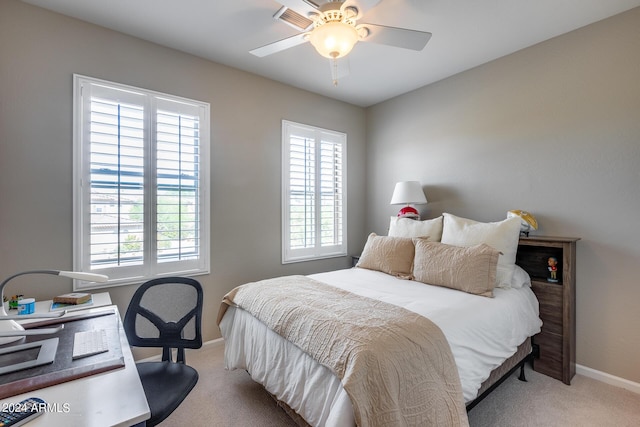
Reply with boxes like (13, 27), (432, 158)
(0, 293), (150, 426)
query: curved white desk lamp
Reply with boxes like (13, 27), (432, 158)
(0, 270), (109, 345)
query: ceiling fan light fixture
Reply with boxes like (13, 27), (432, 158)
(309, 21), (359, 59)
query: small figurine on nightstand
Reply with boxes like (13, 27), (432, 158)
(547, 257), (559, 282)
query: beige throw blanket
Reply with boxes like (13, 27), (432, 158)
(218, 275), (469, 427)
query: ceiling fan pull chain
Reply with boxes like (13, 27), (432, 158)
(331, 55), (339, 86)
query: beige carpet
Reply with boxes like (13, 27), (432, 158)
(164, 342), (640, 426)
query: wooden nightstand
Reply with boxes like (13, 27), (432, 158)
(516, 236), (580, 385)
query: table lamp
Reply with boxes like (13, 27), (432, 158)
(0, 269), (108, 344)
(390, 181), (428, 220)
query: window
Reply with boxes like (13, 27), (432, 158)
(73, 75), (210, 289)
(282, 120), (347, 263)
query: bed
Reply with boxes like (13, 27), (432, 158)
(217, 213), (543, 426)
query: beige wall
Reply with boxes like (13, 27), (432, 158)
(365, 8), (640, 383)
(0, 0), (366, 356)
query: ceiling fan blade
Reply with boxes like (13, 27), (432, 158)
(250, 33), (309, 58)
(276, 0), (319, 17)
(360, 24), (432, 51)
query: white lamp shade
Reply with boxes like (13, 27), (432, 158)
(390, 181), (427, 205)
(58, 271), (109, 282)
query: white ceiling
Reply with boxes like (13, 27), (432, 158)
(22, 0), (640, 107)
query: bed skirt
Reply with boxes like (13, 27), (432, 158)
(265, 337), (533, 426)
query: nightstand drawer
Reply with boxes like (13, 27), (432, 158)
(531, 281), (563, 336)
(534, 331), (564, 381)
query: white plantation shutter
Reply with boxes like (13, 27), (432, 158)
(319, 139), (344, 247)
(154, 98), (203, 273)
(88, 90), (146, 270)
(282, 121), (347, 263)
(73, 75), (210, 289)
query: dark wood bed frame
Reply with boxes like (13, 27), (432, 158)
(465, 337), (534, 411)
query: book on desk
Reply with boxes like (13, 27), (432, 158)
(49, 297), (94, 312)
(52, 293), (91, 305)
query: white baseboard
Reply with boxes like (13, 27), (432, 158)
(576, 364), (640, 395)
(202, 337), (224, 348)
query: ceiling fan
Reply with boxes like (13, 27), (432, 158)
(250, 0), (432, 85)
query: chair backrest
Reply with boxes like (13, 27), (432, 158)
(124, 277), (203, 363)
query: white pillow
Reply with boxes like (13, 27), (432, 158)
(512, 265), (531, 289)
(440, 213), (522, 288)
(388, 216), (443, 241)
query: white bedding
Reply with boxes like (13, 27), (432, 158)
(220, 267), (542, 427)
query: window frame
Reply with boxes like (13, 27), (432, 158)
(72, 74), (210, 290)
(282, 120), (347, 264)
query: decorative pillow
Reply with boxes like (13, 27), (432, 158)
(512, 265), (532, 289)
(356, 233), (414, 278)
(440, 213), (522, 288)
(388, 216), (443, 241)
(412, 240), (500, 297)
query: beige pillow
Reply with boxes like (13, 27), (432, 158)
(412, 240), (500, 297)
(388, 216), (443, 241)
(440, 213), (521, 288)
(356, 233), (414, 278)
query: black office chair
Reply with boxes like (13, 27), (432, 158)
(123, 277), (203, 426)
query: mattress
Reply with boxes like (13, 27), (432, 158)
(220, 267), (542, 427)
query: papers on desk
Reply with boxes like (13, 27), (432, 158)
(50, 297), (93, 312)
